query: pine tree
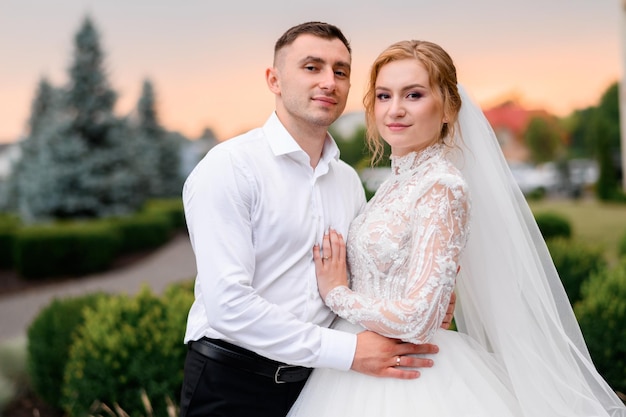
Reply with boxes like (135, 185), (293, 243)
(134, 79), (183, 198)
(66, 16), (116, 142)
(57, 17), (145, 217)
(4, 78), (64, 218)
(13, 16), (148, 221)
(28, 77), (61, 136)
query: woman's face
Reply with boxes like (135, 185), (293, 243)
(374, 59), (445, 157)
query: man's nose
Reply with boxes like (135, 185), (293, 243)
(319, 68), (337, 91)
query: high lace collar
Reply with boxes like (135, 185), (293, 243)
(389, 143), (443, 176)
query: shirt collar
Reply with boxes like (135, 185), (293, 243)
(263, 112), (340, 165)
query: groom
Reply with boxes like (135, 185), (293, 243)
(179, 21), (453, 417)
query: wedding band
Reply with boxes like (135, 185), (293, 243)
(395, 356), (401, 366)
(323, 256), (330, 260)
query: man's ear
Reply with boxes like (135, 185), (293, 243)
(266, 67), (281, 95)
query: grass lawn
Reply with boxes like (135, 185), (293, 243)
(528, 198), (626, 265)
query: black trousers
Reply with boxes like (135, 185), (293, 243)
(179, 346), (308, 417)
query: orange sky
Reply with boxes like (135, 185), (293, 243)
(0, 0), (621, 143)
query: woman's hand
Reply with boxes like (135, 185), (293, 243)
(313, 229), (349, 301)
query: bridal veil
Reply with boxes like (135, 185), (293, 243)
(449, 85), (626, 416)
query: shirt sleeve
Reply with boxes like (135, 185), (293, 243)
(324, 177), (470, 344)
(183, 147), (356, 369)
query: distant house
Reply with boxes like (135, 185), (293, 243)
(482, 101), (552, 163)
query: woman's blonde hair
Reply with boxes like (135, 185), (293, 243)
(363, 40), (462, 165)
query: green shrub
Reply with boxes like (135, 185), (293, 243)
(110, 212), (173, 253)
(13, 223), (121, 279)
(575, 261), (626, 395)
(546, 237), (606, 304)
(534, 211), (572, 240)
(27, 293), (110, 409)
(143, 199), (185, 230)
(618, 230), (626, 259)
(0, 214), (20, 268)
(62, 285), (193, 417)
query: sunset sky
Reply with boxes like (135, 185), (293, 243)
(0, 0), (622, 143)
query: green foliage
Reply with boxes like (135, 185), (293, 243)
(3, 200), (182, 278)
(143, 199), (185, 229)
(534, 211), (572, 240)
(546, 237), (606, 304)
(575, 261), (626, 394)
(332, 125), (368, 167)
(619, 230), (626, 259)
(523, 116), (563, 164)
(0, 214), (20, 268)
(27, 293), (110, 409)
(109, 212), (173, 253)
(62, 284), (193, 417)
(13, 222), (121, 279)
(564, 82), (621, 201)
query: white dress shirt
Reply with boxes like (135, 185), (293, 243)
(183, 112), (366, 370)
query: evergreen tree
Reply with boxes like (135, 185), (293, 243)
(134, 79), (183, 198)
(28, 77), (61, 136)
(590, 83), (621, 200)
(66, 16), (116, 142)
(13, 16), (147, 221)
(4, 78), (64, 217)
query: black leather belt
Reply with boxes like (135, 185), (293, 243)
(189, 337), (312, 384)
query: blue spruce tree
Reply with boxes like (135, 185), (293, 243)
(14, 17), (147, 221)
(134, 78), (183, 198)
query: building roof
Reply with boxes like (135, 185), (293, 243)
(483, 101), (550, 137)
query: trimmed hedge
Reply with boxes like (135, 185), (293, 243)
(5, 198), (185, 279)
(575, 261), (626, 395)
(26, 293), (111, 409)
(546, 237), (606, 304)
(535, 211), (572, 240)
(13, 223), (121, 279)
(62, 283), (193, 417)
(109, 212), (173, 253)
(0, 214), (20, 268)
(143, 198), (186, 229)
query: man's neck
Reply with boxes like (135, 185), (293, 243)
(276, 114), (328, 169)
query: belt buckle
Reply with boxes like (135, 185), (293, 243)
(274, 365), (299, 384)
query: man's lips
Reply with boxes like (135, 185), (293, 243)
(312, 96), (337, 105)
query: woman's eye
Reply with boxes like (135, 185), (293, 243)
(407, 92), (423, 99)
(376, 93), (390, 100)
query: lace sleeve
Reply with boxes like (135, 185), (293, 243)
(325, 176), (470, 344)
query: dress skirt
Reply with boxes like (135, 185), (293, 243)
(287, 319), (523, 417)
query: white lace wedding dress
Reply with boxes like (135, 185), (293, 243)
(287, 144), (524, 417)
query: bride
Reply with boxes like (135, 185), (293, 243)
(287, 40), (626, 417)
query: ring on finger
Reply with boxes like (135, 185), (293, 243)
(395, 356), (401, 366)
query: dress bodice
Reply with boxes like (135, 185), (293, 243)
(325, 144), (471, 343)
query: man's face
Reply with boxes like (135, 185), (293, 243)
(269, 34), (351, 131)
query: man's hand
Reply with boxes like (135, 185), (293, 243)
(350, 331), (438, 379)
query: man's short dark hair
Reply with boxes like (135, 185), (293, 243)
(274, 21), (351, 57)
